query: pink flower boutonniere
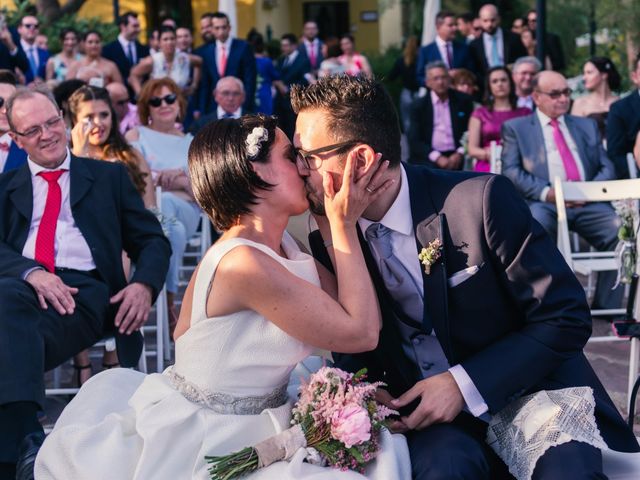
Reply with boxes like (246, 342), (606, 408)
(418, 238), (443, 275)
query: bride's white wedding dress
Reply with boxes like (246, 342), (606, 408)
(35, 233), (411, 480)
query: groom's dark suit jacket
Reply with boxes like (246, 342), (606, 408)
(311, 164), (639, 452)
(0, 155), (171, 364)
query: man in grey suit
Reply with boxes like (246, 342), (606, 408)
(501, 70), (621, 310)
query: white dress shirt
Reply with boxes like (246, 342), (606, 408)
(435, 36), (453, 68)
(0, 132), (12, 172)
(216, 105), (241, 119)
(216, 37), (233, 74)
(517, 95), (534, 110)
(20, 39), (38, 69)
(22, 151), (96, 271)
(358, 166), (489, 418)
(118, 34), (137, 64)
(482, 28), (504, 66)
(536, 109), (586, 201)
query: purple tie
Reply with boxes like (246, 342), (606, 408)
(550, 118), (580, 181)
(445, 42), (453, 68)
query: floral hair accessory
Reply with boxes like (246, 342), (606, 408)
(245, 126), (269, 159)
(418, 238), (443, 275)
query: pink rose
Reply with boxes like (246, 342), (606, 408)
(331, 404), (371, 448)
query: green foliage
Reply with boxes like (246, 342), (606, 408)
(368, 44), (403, 103)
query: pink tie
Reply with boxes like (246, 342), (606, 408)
(218, 45), (227, 76)
(309, 45), (316, 68)
(35, 170), (66, 272)
(550, 119), (580, 181)
(445, 42), (453, 68)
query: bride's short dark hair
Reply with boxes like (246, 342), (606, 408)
(188, 114), (277, 230)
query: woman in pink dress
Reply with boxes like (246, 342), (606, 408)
(339, 34), (372, 78)
(467, 66), (531, 172)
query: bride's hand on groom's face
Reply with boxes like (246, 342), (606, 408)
(322, 151), (392, 227)
(390, 372), (465, 431)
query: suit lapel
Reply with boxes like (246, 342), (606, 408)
(405, 165), (453, 360)
(69, 155), (94, 208)
(530, 114), (549, 181)
(7, 163), (33, 220)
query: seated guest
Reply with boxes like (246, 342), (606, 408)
(189, 76), (245, 135)
(416, 10), (471, 87)
(0, 86), (170, 479)
(106, 81), (140, 135)
(0, 70), (27, 172)
(408, 61), (473, 169)
(450, 67), (478, 97)
(125, 78), (198, 331)
(467, 66), (531, 172)
(512, 56), (541, 110)
(571, 57), (620, 139)
(607, 53), (640, 178)
(501, 71), (621, 310)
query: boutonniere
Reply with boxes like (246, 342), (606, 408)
(418, 238), (443, 275)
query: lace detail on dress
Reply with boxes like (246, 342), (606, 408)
(486, 387), (607, 480)
(165, 367), (289, 415)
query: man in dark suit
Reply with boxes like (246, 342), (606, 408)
(16, 15), (49, 84)
(469, 4), (527, 87)
(275, 33), (311, 140)
(416, 11), (471, 86)
(0, 71), (26, 172)
(408, 61), (473, 169)
(0, 88), (170, 479)
(189, 76), (245, 135)
(196, 11), (256, 116)
(502, 70), (621, 310)
(298, 21), (324, 76)
(0, 23), (28, 76)
(102, 12), (150, 98)
(607, 53), (640, 179)
(526, 9), (565, 72)
(292, 74), (639, 480)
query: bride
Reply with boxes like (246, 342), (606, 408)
(35, 115), (411, 479)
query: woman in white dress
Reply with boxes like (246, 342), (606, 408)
(35, 115), (411, 479)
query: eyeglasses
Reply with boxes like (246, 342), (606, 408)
(218, 90), (242, 97)
(536, 88), (572, 99)
(22, 23), (39, 29)
(148, 93), (177, 107)
(0, 97), (5, 109)
(13, 116), (63, 138)
(295, 140), (359, 170)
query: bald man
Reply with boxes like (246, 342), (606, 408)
(501, 70), (622, 312)
(468, 4), (526, 87)
(106, 82), (139, 134)
(188, 76), (245, 135)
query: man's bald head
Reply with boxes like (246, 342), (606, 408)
(532, 71), (572, 119)
(214, 76), (245, 114)
(479, 4), (500, 34)
(106, 82), (130, 121)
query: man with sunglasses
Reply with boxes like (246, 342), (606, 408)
(293, 75), (638, 480)
(0, 70), (26, 172)
(502, 70), (621, 312)
(0, 87), (170, 479)
(16, 15), (49, 85)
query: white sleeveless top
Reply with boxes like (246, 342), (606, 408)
(151, 51), (191, 88)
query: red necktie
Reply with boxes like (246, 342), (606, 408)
(0, 142), (9, 152)
(550, 119), (581, 181)
(218, 45), (227, 76)
(35, 170), (66, 272)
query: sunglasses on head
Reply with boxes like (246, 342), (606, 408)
(148, 93), (177, 108)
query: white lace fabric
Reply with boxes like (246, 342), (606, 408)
(486, 387), (608, 480)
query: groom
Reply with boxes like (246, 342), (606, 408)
(291, 76), (639, 478)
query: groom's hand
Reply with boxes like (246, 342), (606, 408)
(391, 372), (464, 430)
(376, 389), (409, 433)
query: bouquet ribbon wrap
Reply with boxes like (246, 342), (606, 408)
(255, 424), (307, 468)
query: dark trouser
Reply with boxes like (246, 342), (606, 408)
(407, 413), (605, 479)
(529, 201), (623, 310)
(0, 269), (108, 463)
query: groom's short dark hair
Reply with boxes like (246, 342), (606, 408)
(290, 76), (401, 167)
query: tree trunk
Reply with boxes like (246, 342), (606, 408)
(36, 0), (88, 24)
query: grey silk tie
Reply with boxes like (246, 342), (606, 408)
(365, 223), (428, 330)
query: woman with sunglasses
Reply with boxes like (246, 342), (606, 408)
(66, 30), (123, 87)
(126, 78), (198, 331)
(36, 114), (411, 479)
(65, 85), (155, 383)
(129, 26), (202, 98)
(45, 28), (84, 87)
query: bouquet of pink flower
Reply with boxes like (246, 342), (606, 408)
(205, 367), (396, 479)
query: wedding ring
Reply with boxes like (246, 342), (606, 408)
(366, 186), (374, 194)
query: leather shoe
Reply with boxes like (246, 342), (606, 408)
(15, 430), (44, 480)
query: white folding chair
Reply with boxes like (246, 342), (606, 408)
(554, 177), (640, 402)
(627, 153), (638, 179)
(489, 141), (503, 174)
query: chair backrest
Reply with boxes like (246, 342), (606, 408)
(627, 153), (638, 179)
(490, 141), (503, 174)
(554, 177), (640, 263)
